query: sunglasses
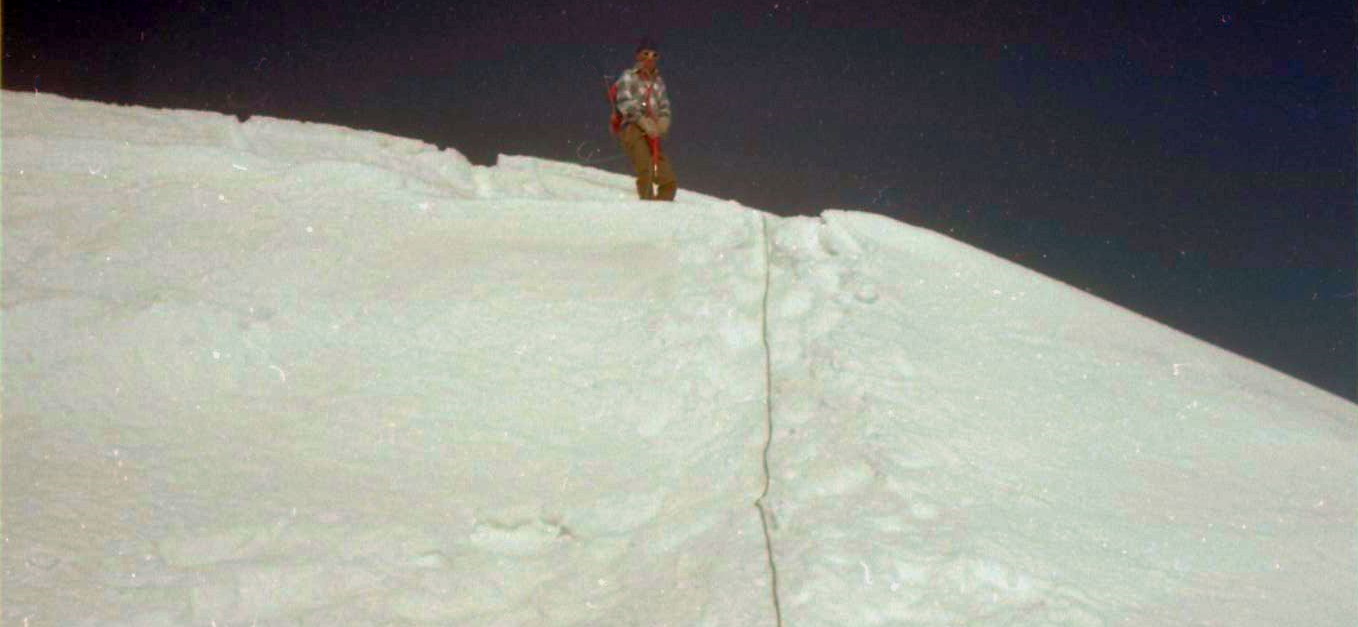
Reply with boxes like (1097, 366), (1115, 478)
(639, 51), (660, 60)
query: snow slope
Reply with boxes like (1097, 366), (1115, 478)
(2, 92), (1354, 626)
(765, 214), (1356, 625)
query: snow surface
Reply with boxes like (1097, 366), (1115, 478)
(2, 91), (1354, 626)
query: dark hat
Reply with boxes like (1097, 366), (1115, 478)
(636, 37), (659, 53)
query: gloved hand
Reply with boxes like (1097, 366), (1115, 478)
(636, 116), (660, 138)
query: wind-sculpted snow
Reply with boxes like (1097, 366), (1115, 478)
(3, 92), (1355, 626)
(765, 213), (1355, 625)
(3, 92), (772, 626)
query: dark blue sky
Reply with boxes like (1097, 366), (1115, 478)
(5, 0), (1354, 399)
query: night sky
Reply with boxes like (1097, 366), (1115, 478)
(5, 0), (1355, 400)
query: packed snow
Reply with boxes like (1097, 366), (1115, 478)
(2, 91), (1354, 626)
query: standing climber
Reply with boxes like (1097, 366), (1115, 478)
(612, 38), (677, 201)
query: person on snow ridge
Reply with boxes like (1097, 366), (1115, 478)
(614, 38), (677, 201)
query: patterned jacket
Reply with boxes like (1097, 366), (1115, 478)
(613, 66), (671, 129)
